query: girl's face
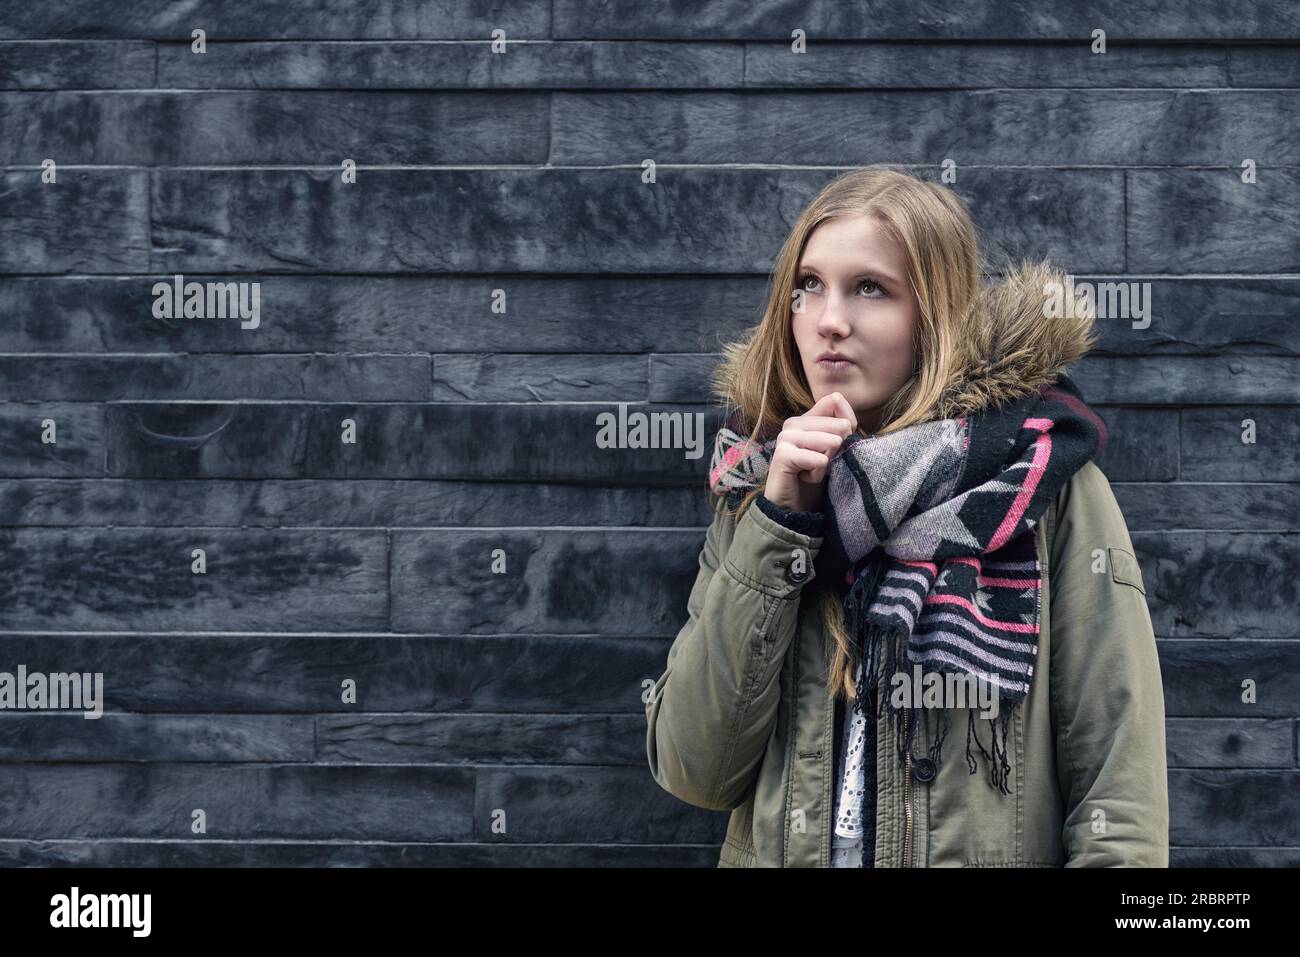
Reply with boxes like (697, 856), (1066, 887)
(790, 213), (920, 433)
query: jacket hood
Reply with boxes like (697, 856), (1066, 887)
(932, 259), (1098, 421)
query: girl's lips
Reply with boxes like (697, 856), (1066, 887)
(817, 358), (855, 373)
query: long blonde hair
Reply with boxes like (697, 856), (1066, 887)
(708, 165), (996, 703)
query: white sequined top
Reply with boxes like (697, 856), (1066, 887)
(831, 654), (871, 867)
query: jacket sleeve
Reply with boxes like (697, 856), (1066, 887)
(1047, 462), (1170, 866)
(645, 493), (826, 811)
(753, 492), (827, 538)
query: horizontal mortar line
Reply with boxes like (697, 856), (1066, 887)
(1168, 765), (1297, 770)
(583, 85), (1300, 93)
(0, 344), (1281, 351)
(1, 523), (1298, 531)
(1112, 478), (1300, 486)
(758, 86), (1300, 93)
(5, 272), (1300, 280)
(0, 356), (1295, 370)
(28, 397), (660, 403)
(0, 475), (688, 482)
(1165, 716), (1292, 720)
(0, 527), (1289, 535)
(0, 351), (653, 357)
(0, 710), (1282, 719)
(4, 33), (1298, 41)
(5, 86), (1296, 94)
(0, 524), (716, 531)
(94, 398), (682, 404)
(27, 403), (685, 410)
(0, 479), (701, 488)
(50, 395), (1300, 403)
(1153, 635), (1299, 640)
(0, 753), (649, 765)
(0, 631), (1290, 641)
(6, 401), (1292, 408)
(0, 759), (647, 768)
(0, 352), (447, 357)
(1168, 844), (1300, 848)
(5, 163), (1300, 171)
(554, 35), (1300, 43)
(8, 87), (1300, 97)
(0, 838), (727, 848)
(1126, 527), (1300, 531)
(588, 349), (1284, 356)
(23, 840), (1245, 852)
(0, 710), (646, 717)
(0, 40), (557, 46)
(8, 85), (1300, 93)
(1, 36), (1291, 45)
(0, 758), (1284, 772)
(1, 35), (1295, 45)
(0, 631), (680, 639)
(0, 478), (1293, 484)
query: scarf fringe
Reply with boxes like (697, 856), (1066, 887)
(847, 556), (1019, 796)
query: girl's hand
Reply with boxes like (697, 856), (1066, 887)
(762, 391), (858, 512)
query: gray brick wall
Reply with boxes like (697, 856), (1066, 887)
(0, 1), (1297, 866)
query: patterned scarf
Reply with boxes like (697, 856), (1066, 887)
(707, 373), (1108, 802)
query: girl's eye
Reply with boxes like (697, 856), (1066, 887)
(796, 273), (885, 297)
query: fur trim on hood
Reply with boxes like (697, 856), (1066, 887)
(934, 259), (1098, 421)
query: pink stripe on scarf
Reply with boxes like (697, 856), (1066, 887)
(922, 592), (1040, 633)
(897, 559), (938, 573)
(709, 441), (753, 486)
(988, 417), (1053, 550)
(1044, 383), (1109, 452)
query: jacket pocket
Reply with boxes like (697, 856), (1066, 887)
(925, 703), (1026, 867)
(1107, 545), (1145, 594)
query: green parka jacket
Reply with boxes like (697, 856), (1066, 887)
(645, 462), (1169, 867)
(644, 265), (1169, 867)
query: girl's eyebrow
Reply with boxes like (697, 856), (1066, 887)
(797, 263), (902, 286)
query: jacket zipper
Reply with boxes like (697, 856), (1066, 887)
(901, 704), (914, 867)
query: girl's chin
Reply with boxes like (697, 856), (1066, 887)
(815, 383), (867, 406)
